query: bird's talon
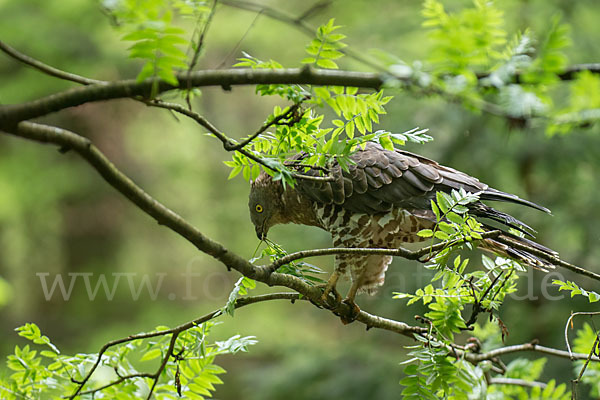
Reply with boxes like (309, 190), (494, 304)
(317, 273), (342, 309)
(320, 288), (342, 307)
(340, 298), (361, 324)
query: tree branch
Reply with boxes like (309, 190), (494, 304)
(0, 121), (420, 335)
(146, 99), (333, 182)
(218, 0), (387, 73)
(75, 373), (154, 397)
(0, 67), (385, 125)
(465, 341), (600, 363)
(265, 230), (503, 273)
(488, 377), (547, 389)
(67, 293), (304, 398)
(0, 40), (103, 86)
(263, 229), (598, 283)
(0, 41), (311, 182)
(220, 0), (600, 84)
(1, 122), (425, 396)
(564, 311), (600, 360)
(496, 235), (600, 282)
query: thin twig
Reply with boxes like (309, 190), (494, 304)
(572, 331), (600, 398)
(218, 0), (387, 73)
(229, 101), (305, 151)
(489, 377), (547, 389)
(74, 373), (153, 397)
(265, 230), (503, 273)
(0, 40), (103, 85)
(185, 0), (219, 109)
(146, 332), (179, 399)
(187, 0), (218, 74)
(465, 270), (505, 327)
(496, 236), (600, 282)
(145, 99), (333, 182)
(215, 7), (263, 69)
(565, 311), (600, 360)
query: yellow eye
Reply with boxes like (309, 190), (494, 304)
(255, 204), (263, 213)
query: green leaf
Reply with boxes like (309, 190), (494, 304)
(430, 200), (440, 220)
(436, 192), (450, 214)
(140, 348), (162, 361)
(345, 121), (355, 139)
(316, 58), (338, 69)
(418, 229), (434, 238)
(227, 165), (243, 180)
(434, 231), (449, 240)
(379, 135), (394, 151)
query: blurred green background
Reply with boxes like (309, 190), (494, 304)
(1, 0), (599, 398)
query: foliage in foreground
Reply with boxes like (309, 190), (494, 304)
(1, 322), (256, 399)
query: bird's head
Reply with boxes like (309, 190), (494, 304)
(248, 173), (284, 240)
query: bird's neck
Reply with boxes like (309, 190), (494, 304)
(278, 187), (322, 228)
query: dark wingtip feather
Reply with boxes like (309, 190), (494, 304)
(480, 188), (552, 214)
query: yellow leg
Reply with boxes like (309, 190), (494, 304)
(320, 270), (341, 305)
(344, 278), (362, 304)
(340, 272), (365, 324)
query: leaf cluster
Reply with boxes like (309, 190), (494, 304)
(250, 240), (325, 285)
(553, 279), (600, 303)
(0, 322), (256, 399)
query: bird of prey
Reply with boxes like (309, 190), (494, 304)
(248, 142), (557, 315)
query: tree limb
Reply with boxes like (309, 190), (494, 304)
(488, 377), (547, 389)
(218, 0), (387, 73)
(146, 99), (333, 182)
(0, 121), (424, 363)
(496, 235), (600, 282)
(67, 293), (304, 398)
(465, 341), (600, 363)
(264, 230), (502, 273)
(220, 0), (600, 84)
(0, 67), (386, 125)
(75, 373), (154, 397)
(0, 40), (103, 86)
(564, 311), (600, 360)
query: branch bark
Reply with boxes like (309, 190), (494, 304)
(68, 293), (304, 398)
(146, 99), (333, 182)
(0, 41), (103, 86)
(0, 67), (385, 125)
(466, 341), (600, 363)
(488, 377), (547, 389)
(265, 231), (502, 273)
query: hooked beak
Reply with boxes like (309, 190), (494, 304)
(255, 225), (267, 240)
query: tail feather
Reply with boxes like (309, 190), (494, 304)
(480, 188), (551, 214)
(480, 232), (558, 271)
(471, 204), (537, 238)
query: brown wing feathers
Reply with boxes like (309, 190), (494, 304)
(294, 142), (549, 234)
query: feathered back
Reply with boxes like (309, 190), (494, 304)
(294, 142), (550, 235)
